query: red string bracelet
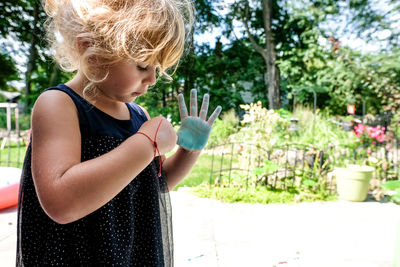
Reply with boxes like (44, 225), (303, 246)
(136, 119), (163, 177)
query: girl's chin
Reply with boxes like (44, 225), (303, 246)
(132, 92), (144, 97)
(114, 95), (137, 103)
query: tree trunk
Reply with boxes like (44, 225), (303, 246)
(24, 1), (39, 105)
(262, 0), (281, 109)
(241, 0), (281, 109)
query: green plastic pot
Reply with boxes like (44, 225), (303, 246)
(334, 165), (374, 202)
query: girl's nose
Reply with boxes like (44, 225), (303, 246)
(144, 67), (157, 86)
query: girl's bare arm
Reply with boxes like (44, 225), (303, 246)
(31, 90), (174, 224)
(139, 105), (201, 191)
(162, 147), (201, 190)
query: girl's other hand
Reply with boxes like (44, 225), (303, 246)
(137, 116), (177, 155)
(176, 89), (222, 150)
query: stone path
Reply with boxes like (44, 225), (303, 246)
(1, 190), (400, 266)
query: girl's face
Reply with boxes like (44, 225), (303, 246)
(96, 60), (157, 103)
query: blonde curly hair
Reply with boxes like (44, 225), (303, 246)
(43, 0), (194, 100)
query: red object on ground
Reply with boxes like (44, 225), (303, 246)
(0, 182), (19, 210)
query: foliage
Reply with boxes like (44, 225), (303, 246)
(381, 180), (400, 204)
(174, 153), (239, 190)
(1, 0), (399, 119)
(173, 154), (214, 190)
(287, 107), (358, 149)
(344, 0), (400, 47)
(253, 160), (278, 177)
(192, 40), (267, 114)
(353, 123), (385, 146)
(233, 103), (358, 151)
(389, 113), (400, 140)
(365, 49), (400, 113)
(0, 143), (26, 168)
(0, 52), (19, 89)
(274, 0), (400, 114)
(207, 109), (239, 148)
(191, 183), (337, 204)
(136, 74), (182, 124)
(313, 43), (400, 115)
(178, 103), (400, 204)
(233, 101), (289, 149)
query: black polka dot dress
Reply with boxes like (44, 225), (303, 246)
(16, 84), (173, 266)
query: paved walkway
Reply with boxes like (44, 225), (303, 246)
(172, 190), (400, 267)
(0, 205), (17, 267)
(1, 190), (400, 266)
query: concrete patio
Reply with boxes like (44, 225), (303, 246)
(1, 190), (400, 266)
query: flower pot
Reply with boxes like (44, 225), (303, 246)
(334, 165), (374, 202)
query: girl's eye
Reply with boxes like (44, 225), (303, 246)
(137, 65), (148, 71)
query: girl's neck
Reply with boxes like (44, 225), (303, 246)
(65, 72), (130, 120)
(65, 71), (88, 99)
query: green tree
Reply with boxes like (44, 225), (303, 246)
(224, 0), (282, 109)
(0, 50), (19, 90)
(0, 0), (61, 108)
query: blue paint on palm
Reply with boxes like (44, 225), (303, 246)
(177, 117), (211, 150)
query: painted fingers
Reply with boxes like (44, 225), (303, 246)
(177, 89), (222, 126)
(199, 93), (209, 120)
(207, 105), (222, 125)
(178, 94), (188, 120)
(190, 89), (197, 117)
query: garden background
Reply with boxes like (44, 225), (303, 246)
(1, 0), (400, 204)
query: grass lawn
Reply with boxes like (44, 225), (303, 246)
(174, 152), (239, 190)
(171, 150), (338, 204)
(174, 154), (215, 190)
(191, 185), (338, 204)
(0, 143), (27, 168)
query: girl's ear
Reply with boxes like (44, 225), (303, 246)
(76, 37), (93, 56)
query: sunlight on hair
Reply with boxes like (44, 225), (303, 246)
(43, 0), (195, 101)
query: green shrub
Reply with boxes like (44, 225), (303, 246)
(381, 180), (400, 204)
(207, 109), (239, 148)
(288, 106), (357, 149)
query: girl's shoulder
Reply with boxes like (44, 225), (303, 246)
(32, 88), (80, 141)
(33, 87), (78, 118)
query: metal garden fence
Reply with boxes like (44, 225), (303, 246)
(206, 140), (400, 191)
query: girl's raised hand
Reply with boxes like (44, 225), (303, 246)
(177, 89), (222, 150)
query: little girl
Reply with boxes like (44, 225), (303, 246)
(16, 0), (221, 266)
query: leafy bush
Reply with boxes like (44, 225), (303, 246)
(381, 180), (400, 204)
(207, 109), (239, 148)
(231, 103), (358, 151)
(287, 106), (358, 149)
(232, 101), (289, 149)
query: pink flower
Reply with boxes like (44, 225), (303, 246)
(366, 148), (372, 154)
(352, 123), (386, 145)
(237, 143), (243, 153)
